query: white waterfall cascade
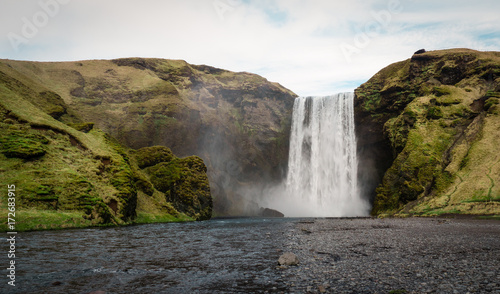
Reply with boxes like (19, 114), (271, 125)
(271, 93), (369, 217)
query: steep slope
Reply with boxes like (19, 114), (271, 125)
(355, 49), (500, 216)
(1, 58), (297, 215)
(0, 62), (212, 231)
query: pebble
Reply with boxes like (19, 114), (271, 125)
(279, 218), (500, 293)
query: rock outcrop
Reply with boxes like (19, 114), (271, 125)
(1, 58), (297, 216)
(0, 61), (212, 231)
(135, 146), (212, 221)
(259, 207), (285, 218)
(355, 49), (500, 216)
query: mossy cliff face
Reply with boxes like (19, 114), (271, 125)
(135, 147), (212, 221)
(1, 58), (297, 215)
(355, 49), (500, 216)
(0, 62), (211, 231)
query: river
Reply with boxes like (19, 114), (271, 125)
(7, 218), (293, 294)
(4, 217), (500, 294)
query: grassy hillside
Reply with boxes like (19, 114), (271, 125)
(355, 49), (500, 217)
(0, 62), (212, 231)
(1, 58), (297, 215)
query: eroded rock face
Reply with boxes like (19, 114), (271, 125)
(2, 58), (297, 216)
(355, 49), (500, 216)
(138, 147), (212, 221)
(0, 60), (215, 228)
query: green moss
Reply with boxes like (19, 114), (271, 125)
(433, 86), (452, 97)
(485, 98), (499, 110)
(421, 208), (462, 216)
(488, 105), (500, 115)
(147, 156), (212, 221)
(67, 122), (94, 133)
(486, 90), (500, 98)
(373, 119), (455, 214)
(134, 211), (192, 224)
(0, 128), (48, 159)
(0, 61), (216, 230)
(34, 184), (52, 195)
(451, 105), (472, 118)
(134, 146), (174, 168)
(362, 92), (382, 112)
(37, 91), (67, 119)
(133, 174), (155, 196)
(148, 161), (182, 192)
(426, 106), (443, 119)
(364, 50), (500, 216)
(132, 81), (178, 102)
(0, 209), (98, 232)
(108, 163), (137, 221)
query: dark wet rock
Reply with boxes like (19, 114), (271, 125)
(260, 207), (285, 218)
(414, 48), (426, 55)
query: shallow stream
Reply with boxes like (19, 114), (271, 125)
(5, 217), (500, 294)
(7, 218), (294, 294)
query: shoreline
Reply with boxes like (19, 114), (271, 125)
(2, 212), (499, 233)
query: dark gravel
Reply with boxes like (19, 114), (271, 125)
(279, 218), (500, 294)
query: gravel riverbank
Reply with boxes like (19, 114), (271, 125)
(280, 218), (500, 294)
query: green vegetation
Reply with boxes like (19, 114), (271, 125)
(134, 145), (174, 168)
(0, 61), (213, 231)
(8, 209), (97, 231)
(146, 155), (212, 221)
(356, 49), (500, 217)
(0, 55), (296, 218)
(433, 86), (452, 97)
(134, 211), (191, 224)
(0, 128), (48, 159)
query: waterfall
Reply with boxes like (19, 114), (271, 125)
(281, 93), (369, 217)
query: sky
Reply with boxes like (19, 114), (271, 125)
(1, 0), (499, 96)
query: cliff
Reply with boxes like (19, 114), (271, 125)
(0, 58), (296, 216)
(0, 61), (212, 231)
(355, 49), (500, 217)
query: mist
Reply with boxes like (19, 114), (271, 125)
(255, 94), (372, 217)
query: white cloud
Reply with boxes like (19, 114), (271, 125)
(0, 0), (499, 96)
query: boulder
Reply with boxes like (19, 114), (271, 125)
(278, 252), (299, 266)
(259, 207), (284, 218)
(414, 48), (426, 54)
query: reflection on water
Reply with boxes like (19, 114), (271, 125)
(9, 218), (294, 294)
